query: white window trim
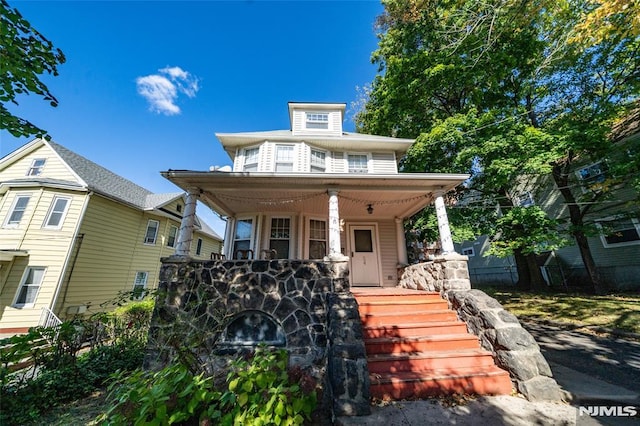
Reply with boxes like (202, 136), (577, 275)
(167, 225), (178, 248)
(306, 217), (328, 259)
(233, 216), (257, 256)
(3, 193), (32, 228)
(274, 144), (296, 172)
(144, 220), (160, 245)
(13, 266), (46, 308)
(268, 215), (292, 258)
(310, 148), (327, 173)
(596, 217), (640, 248)
(305, 111), (330, 131)
(27, 158), (46, 176)
(576, 161), (608, 193)
(42, 195), (71, 229)
(462, 247), (476, 257)
(242, 146), (261, 172)
(346, 153), (372, 174)
(195, 237), (203, 255)
(133, 271), (148, 300)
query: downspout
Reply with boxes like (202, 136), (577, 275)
(50, 191), (92, 315)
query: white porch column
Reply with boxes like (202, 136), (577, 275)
(224, 216), (236, 259)
(395, 217), (408, 265)
(435, 192), (456, 254)
(327, 189), (346, 260)
(175, 190), (199, 256)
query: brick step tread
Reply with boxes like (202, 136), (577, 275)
(352, 289), (440, 297)
(369, 366), (510, 384)
(361, 310), (458, 324)
(366, 348), (495, 363)
(362, 322), (468, 338)
(362, 309), (456, 318)
(357, 298), (446, 306)
(364, 333), (478, 345)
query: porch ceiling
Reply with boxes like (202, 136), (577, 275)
(161, 171), (469, 219)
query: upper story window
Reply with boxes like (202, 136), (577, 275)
(244, 147), (260, 172)
(144, 220), (159, 244)
(348, 154), (369, 174)
(310, 149), (326, 173)
(167, 225), (178, 247)
(14, 267), (46, 307)
(305, 112), (329, 130)
(27, 158), (46, 176)
(462, 247), (475, 257)
(43, 196), (71, 229)
(275, 145), (294, 172)
(4, 195), (31, 227)
(576, 161), (608, 192)
(597, 217), (640, 247)
(195, 238), (203, 255)
(514, 191), (535, 207)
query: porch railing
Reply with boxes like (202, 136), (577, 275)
(39, 306), (63, 329)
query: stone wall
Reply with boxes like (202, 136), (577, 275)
(398, 254), (472, 293)
(144, 256), (370, 418)
(446, 290), (563, 401)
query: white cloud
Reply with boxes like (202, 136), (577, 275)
(136, 66), (200, 115)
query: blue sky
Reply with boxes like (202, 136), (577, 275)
(0, 0), (384, 235)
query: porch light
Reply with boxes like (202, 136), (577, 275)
(367, 204), (374, 214)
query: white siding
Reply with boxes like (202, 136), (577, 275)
(330, 152), (345, 173)
(291, 109), (342, 137)
(371, 152), (398, 174)
(377, 220), (400, 287)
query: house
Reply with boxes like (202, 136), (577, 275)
(0, 139), (223, 336)
(162, 102), (468, 285)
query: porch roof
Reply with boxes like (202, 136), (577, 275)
(161, 170), (469, 219)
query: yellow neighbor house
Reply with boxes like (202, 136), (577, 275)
(0, 138), (223, 336)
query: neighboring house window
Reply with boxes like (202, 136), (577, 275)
(270, 217), (290, 259)
(244, 147), (259, 172)
(27, 158), (46, 176)
(14, 267), (46, 307)
(348, 154), (369, 173)
(233, 218), (253, 256)
(306, 112), (329, 130)
(275, 145), (294, 172)
(308, 219), (327, 259)
(176, 204), (182, 213)
(310, 149), (326, 173)
(144, 220), (159, 244)
(167, 225), (178, 247)
(133, 271), (148, 300)
(515, 192), (535, 207)
(196, 238), (203, 255)
(597, 217), (640, 247)
(462, 247), (475, 257)
(4, 195), (30, 227)
(43, 196), (71, 229)
(576, 161), (608, 192)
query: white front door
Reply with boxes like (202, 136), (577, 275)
(349, 225), (381, 286)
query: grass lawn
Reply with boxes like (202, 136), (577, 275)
(482, 287), (640, 336)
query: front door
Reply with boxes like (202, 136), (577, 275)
(349, 225), (381, 286)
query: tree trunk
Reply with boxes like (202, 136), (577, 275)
(526, 252), (548, 292)
(551, 162), (606, 294)
(513, 249), (532, 290)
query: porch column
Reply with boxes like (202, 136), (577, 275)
(327, 189), (346, 260)
(224, 216), (236, 259)
(175, 190), (199, 256)
(395, 217), (408, 265)
(434, 192), (456, 254)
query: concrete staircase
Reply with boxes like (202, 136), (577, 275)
(353, 288), (513, 401)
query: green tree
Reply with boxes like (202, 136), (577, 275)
(1, 0), (65, 138)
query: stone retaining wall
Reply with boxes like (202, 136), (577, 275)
(143, 256), (370, 418)
(398, 254), (472, 293)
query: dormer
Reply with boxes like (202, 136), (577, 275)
(289, 102), (345, 137)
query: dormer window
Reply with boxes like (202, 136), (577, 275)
(27, 158), (46, 176)
(348, 154), (369, 174)
(310, 149), (326, 173)
(305, 112), (329, 130)
(275, 145), (294, 172)
(244, 147), (259, 172)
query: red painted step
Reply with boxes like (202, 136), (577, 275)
(353, 288), (512, 400)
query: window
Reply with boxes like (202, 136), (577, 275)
(4, 195), (30, 227)
(514, 192), (534, 207)
(144, 220), (159, 244)
(233, 218), (253, 256)
(305, 112), (329, 130)
(308, 219), (327, 259)
(275, 145), (294, 172)
(244, 147), (259, 172)
(462, 247), (475, 257)
(576, 161), (608, 192)
(196, 238), (203, 255)
(14, 267), (46, 307)
(43, 196), (71, 229)
(27, 158), (46, 176)
(310, 149), (326, 173)
(270, 218), (290, 259)
(167, 225), (178, 247)
(348, 154), (368, 174)
(133, 271), (148, 300)
(597, 217), (640, 247)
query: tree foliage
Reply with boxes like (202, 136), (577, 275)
(0, 0), (65, 138)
